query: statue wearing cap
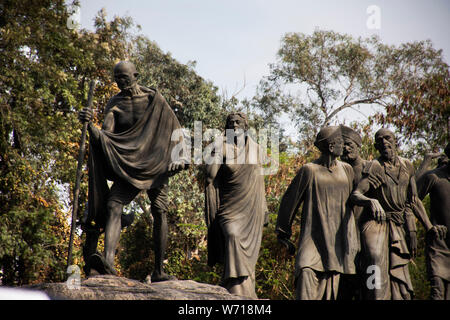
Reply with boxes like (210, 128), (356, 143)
(335, 125), (372, 300)
(276, 126), (358, 300)
(340, 125), (371, 188)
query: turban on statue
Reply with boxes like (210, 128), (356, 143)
(314, 126), (341, 149)
(340, 125), (362, 147)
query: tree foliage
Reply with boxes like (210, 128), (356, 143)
(249, 30), (449, 153)
(0, 0), (90, 284)
(0, 0), (226, 285)
(0, 1), (445, 301)
(130, 36), (228, 129)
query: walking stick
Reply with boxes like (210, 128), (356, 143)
(67, 80), (96, 269)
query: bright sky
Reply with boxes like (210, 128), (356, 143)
(76, 0), (449, 130)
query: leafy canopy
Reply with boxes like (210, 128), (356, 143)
(249, 30), (449, 153)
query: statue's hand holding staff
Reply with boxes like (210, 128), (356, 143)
(67, 81), (96, 269)
(78, 107), (101, 142)
(78, 107), (93, 123)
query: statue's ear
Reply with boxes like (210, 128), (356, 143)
(328, 142), (334, 154)
(134, 72), (139, 79)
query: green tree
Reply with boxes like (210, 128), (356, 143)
(0, 0), (86, 284)
(374, 65), (449, 156)
(249, 30), (449, 153)
(0, 0), (137, 284)
(130, 36), (228, 129)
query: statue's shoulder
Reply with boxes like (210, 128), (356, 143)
(303, 161), (318, 171)
(427, 166), (448, 181)
(301, 162), (323, 177)
(398, 156), (415, 175)
(339, 160), (353, 170)
(368, 158), (384, 175)
(104, 94), (122, 113)
(361, 159), (373, 174)
(338, 160), (355, 182)
(399, 156), (413, 167)
(139, 85), (156, 98)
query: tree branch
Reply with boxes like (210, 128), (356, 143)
(343, 77), (355, 104)
(324, 95), (384, 124)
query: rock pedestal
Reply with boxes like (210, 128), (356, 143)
(27, 275), (247, 300)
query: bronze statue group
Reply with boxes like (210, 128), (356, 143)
(78, 61), (449, 300)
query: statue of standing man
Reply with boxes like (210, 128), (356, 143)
(276, 126), (358, 300)
(78, 61), (186, 281)
(416, 143), (450, 300)
(351, 128), (445, 299)
(205, 112), (268, 298)
(338, 125), (371, 300)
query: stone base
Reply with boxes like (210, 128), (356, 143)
(26, 275), (249, 300)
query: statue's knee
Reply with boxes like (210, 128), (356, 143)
(362, 237), (386, 263)
(225, 225), (240, 239)
(151, 208), (167, 224)
(107, 200), (123, 217)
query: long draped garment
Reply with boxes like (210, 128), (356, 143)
(205, 137), (267, 281)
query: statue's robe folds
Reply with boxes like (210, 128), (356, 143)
(350, 158), (372, 226)
(276, 160), (358, 299)
(205, 137), (268, 283)
(417, 166), (450, 284)
(86, 88), (183, 229)
(359, 157), (418, 300)
(338, 158), (371, 300)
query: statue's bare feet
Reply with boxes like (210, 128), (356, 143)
(89, 253), (118, 276)
(150, 271), (177, 283)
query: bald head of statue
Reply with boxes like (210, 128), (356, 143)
(113, 61), (139, 91)
(225, 112), (249, 131)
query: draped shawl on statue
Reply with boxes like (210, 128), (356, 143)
(87, 88), (182, 228)
(205, 137), (268, 279)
